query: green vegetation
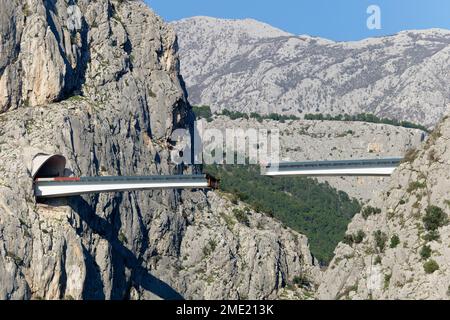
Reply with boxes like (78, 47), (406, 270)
(425, 128), (442, 150)
(373, 230), (388, 253)
(337, 130), (355, 137)
(304, 113), (429, 132)
(374, 255), (382, 265)
(343, 234), (354, 246)
(384, 273), (392, 290)
(221, 109), (301, 123)
(390, 235), (400, 248)
(407, 181), (426, 193)
(24, 119), (36, 134)
(22, 3), (32, 17)
(249, 112), (301, 123)
(423, 206), (448, 231)
(402, 148), (419, 163)
(191, 108), (429, 133)
(423, 230), (440, 242)
(192, 105), (213, 122)
(444, 200), (450, 209)
(118, 231), (128, 245)
(233, 208), (250, 227)
(420, 245), (432, 260)
(423, 259), (439, 274)
(293, 275), (311, 289)
(354, 230), (366, 244)
(6, 251), (23, 266)
(192, 106), (303, 123)
(343, 230), (366, 246)
(67, 95), (85, 102)
(205, 164), (361, 264)
(203, 239), (217, 257)
(361, 206), (382, 220)
(428, 148), (438, 162)
(208, 239), (217, 252)
(221, 109), (249, 120)
(342, 234), (354, 246)
(220, 212), (236, 230)
(148, 88), (156, 98)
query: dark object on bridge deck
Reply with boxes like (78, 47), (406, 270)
(206, 174), (220, 190)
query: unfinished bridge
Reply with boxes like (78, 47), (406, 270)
(32, 154), (402, 199)
(262, 158), (402, 177)
(32, 154), (218, 199)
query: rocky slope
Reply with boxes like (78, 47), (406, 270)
(317, 111), (450, 300)
(173, 17), (450, 127)
(204, 116), (425, 201)
(0, 0), (318, 300)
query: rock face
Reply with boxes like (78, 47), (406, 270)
(317, 111), (450, 300)
(204, 116), (425, 201)
(173, 17), (450, 127)
(0, 1), (318, 300)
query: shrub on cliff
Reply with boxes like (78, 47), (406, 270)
(423, 206), (448, 231)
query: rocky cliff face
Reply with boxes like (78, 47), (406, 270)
(317, 111), (450, 300)
(173, 17), (450, 127)
(0, 1), (318, 300)
(205, 116), (424, 201)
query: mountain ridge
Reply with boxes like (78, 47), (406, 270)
(174, 16), (294, 38)
(175, 16), (450, 42)
(173, 16), (450, 127)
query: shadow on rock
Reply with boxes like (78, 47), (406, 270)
(64, 195), (184, 300)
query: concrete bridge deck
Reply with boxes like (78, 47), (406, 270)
(263, 158), (402, 177)
(34, 175), (216, 198)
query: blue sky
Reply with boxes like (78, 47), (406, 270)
(145, 0), (450, 41)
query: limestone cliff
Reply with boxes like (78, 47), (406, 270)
(0, 1), (318, 300)
(317, 111), (450, 300)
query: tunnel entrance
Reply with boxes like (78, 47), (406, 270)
(32, 154), (67, 180)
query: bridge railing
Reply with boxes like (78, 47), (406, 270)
(265, 158), (403, 171)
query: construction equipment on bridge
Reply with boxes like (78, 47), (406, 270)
(263, 158), (403, 177)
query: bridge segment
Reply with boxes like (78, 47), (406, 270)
(263, 158), (403, 177)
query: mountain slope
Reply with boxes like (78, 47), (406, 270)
(173, 17), (450, 127)
(205, 163), (362, 264)
(0, 0), (319, 300)
(317, 113), (450, 300)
